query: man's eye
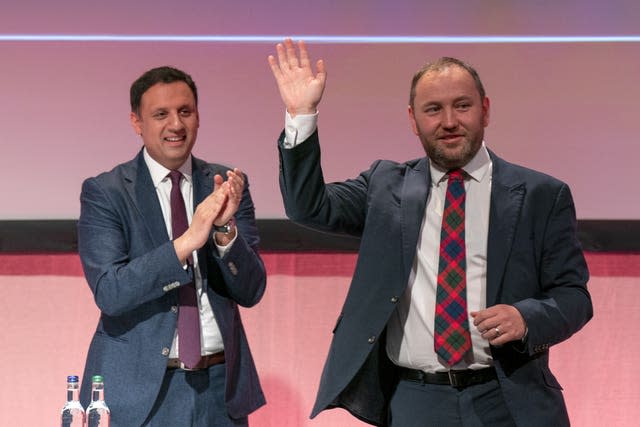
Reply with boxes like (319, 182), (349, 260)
(425, 106), (440, 114)
(180, 109), (192, 116)
(153, 112), (167, 119)
(456, 103), (471, 110)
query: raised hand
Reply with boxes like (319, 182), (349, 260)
(268, 38), (327, 117)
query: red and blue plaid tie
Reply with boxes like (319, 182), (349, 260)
(434, 169), (472, 366)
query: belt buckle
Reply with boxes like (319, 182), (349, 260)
(180, 359), (204, 371)
(447, 370), (464, 387)
(181, 362), (200, 371)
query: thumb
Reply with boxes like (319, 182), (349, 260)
(213, 174), (224, 192)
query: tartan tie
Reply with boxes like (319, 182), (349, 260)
(168, 170), (202, 369)
(434, 169), (472, 366)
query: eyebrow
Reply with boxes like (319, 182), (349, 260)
(421, 94), (474, 105)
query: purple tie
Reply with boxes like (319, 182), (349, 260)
(168, 170), (201, 368)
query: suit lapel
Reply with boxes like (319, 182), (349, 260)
(192, 157), (214, 208)
(192, 157), (215, 286)
(486, 154), (526, 306)
(400, 158), (430, 282)
(123, 152), (170, 247)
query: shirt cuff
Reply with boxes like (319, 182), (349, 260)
(214, 233), (237, 257)
(283, 110), (318, 148)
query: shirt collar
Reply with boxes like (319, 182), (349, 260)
(142, 148), (193, 188)
(429, 142), (492, 185)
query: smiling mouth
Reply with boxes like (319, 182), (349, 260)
(440, 134), (463, 142)
(164, 136), (186, 143)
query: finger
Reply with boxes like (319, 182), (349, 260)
(225, 178), (241, 201)
(493, 326), (502, 339)
(480, 325), (502, 341)
(471, 309), (496, 326)
(227, 167), (244, 180)
(316, 59), (327, 85)
(226, 169), (243, 187)
(213, 174), (224, 192)
(285, 38), (299, 68)
(232, 168), (245, 186)
(211, 185), (230, 217)
(230, 183), (244, 204)
(268, 55), (283, 80)
(298, 40), (311, 69)
(276, 42), (289, 70)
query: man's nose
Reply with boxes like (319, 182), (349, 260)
(168, 112), (185, 130)
(442, 108), (459, 129)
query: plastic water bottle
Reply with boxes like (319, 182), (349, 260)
(86, 375), (110, 427)
(61, 375), (86, 426)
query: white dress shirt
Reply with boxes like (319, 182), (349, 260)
(283, 112), (494, 373)
(386, 147), (493, 372)
(143, 148), (230, 357)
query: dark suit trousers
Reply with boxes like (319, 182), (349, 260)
(388, 377), (516, 427)
(142, 364), (248, 427)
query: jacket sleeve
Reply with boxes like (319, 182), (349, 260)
(278, 129), (370, 237)
(513, 183), (593, 355)
(77, 177), (192, 317)
(207, 174), (266, 308)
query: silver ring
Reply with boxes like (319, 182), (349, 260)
(495, 327), (501, 336)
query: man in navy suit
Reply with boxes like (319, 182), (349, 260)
(268, 39), (592, 426)
(78, 66), (266, 426)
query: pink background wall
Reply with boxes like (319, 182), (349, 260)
(1, 0), (639, 219)
(1, 253), (638, 426)
(1, 2), (639, 425)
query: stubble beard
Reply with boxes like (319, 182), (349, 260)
(422, 135), (482, 170)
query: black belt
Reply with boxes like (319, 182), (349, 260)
(397, 366), (497, 388)
(167, 351), (225, 371)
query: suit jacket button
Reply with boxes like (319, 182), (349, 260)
(163, 281), (180, 292)
(162, 347), (170, 356)
(368, 336), (376, 344)
(170, 306), (178, 313)
(228, 262), (238, 276)
(390, 296), (399, 303)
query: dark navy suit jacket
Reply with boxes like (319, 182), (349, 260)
(278, 131), (592, 427)
(77, 150), (266, 426)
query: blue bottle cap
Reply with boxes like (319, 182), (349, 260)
(67, 375), (79, 383)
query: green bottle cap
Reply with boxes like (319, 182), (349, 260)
(91, 375), (104, 383)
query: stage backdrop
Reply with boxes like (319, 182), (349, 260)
(1, 0), (639, 220)
(0, 252), (638, 426)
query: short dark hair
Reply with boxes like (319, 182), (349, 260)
(130, 66), (198, 114)
(409, 57), (486, 107)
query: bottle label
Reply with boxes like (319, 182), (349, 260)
(88, 411), (103, 427)
(61, 410), (73, 427)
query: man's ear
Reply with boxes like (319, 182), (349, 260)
(408, 105), (419, 136)
(482, 96), (490, 128)
(130, 111), (142, 135)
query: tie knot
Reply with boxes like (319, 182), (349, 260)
(448, 169), (465, 182)
(168, 170), (182, 186)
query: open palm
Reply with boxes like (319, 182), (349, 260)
(268, 39), (327, 117)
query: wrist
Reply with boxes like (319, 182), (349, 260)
(213, 218), (236, 234)
(173, 234), (194, 265)
(214, 226), (236, 246)
(287, 106), (317, 118)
